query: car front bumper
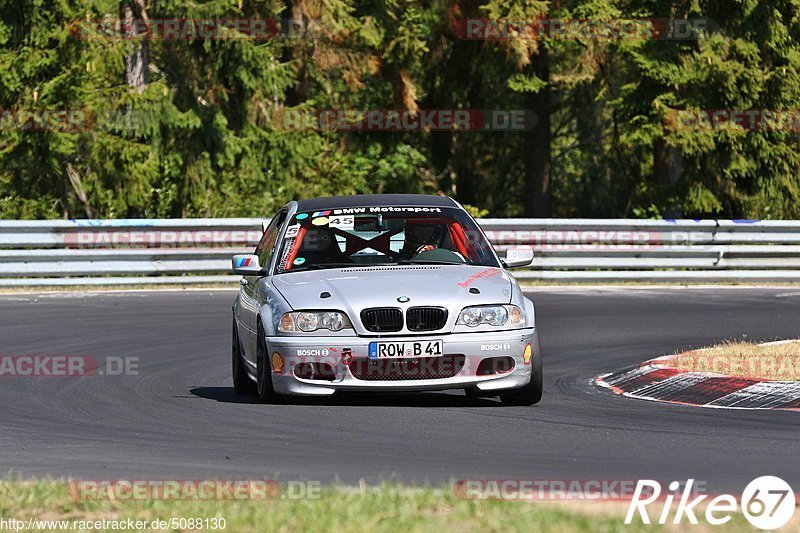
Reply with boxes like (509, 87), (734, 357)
(264, 328), (538, 396)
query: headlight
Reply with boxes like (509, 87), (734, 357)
(296, 312), (319, 332)
(456, 305), (524, 327)
(320, 312), (346, 331)
(278, 311), (352, 333)
(460, 307), (484, 327)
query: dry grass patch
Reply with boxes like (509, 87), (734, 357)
(671, 341), (800, 381)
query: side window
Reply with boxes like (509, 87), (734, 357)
(255, 210), (287, 269)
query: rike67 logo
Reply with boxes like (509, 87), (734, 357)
(626, 476), (796, 529)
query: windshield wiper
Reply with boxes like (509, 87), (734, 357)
(395, 259), (464, 265)
(284, 260), (462, 273)
(286, 263), (357, 272)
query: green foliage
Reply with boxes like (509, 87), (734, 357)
(1, 0), (799, 219)
(461, 203), (490, 218)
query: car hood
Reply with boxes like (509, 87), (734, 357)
(273, 264), (512, 328)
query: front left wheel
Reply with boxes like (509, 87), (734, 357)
(500, 338), (543, 406)
(499, 368), (543, 406)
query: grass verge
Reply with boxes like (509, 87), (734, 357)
(0, 480), (771, 532)
(671, 340), (800, 381)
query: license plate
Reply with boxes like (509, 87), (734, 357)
(368, 340), (443, 359)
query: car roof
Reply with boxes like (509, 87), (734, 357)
(294, 194), (458, 212)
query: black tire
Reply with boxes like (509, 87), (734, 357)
(464, 387), (493, 399)
(500, 347), (543, 406)
(232, 317), (256, 394)
(256, 322), (282, 404)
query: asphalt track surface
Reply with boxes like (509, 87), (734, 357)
(1, 287), (798, 493)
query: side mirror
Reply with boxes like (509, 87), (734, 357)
(232, 254), (263, 276)
(503, 246), (534, 268)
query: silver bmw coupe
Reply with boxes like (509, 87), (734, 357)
(231, 194), (542, 405)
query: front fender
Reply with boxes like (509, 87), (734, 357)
(256, 279), (292, 336)
(258, 306), (275, 335)
(523, 296), (536, 328)
(508, 277), (536, 328)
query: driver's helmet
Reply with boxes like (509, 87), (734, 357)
(300, 227), (334, 251)
(405, 222), (444, 252)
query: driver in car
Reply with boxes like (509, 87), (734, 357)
(400, 222), (445, 259)
(299, 227), (350, 264)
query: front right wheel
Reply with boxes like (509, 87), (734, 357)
(256, 322), (282, 404)
(232, 317), (256, 394)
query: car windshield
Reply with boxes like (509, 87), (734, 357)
(274, 206), (499, 273)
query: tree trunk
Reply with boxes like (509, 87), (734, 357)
(123, 1), (149, 92)
(284, 1), (307, 106)
(523, 46), (553, 217)
(66, 162), (95, 218)
(653, 139), (683, 217)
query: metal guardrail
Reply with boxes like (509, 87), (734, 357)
(2, 218), (800, 285)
